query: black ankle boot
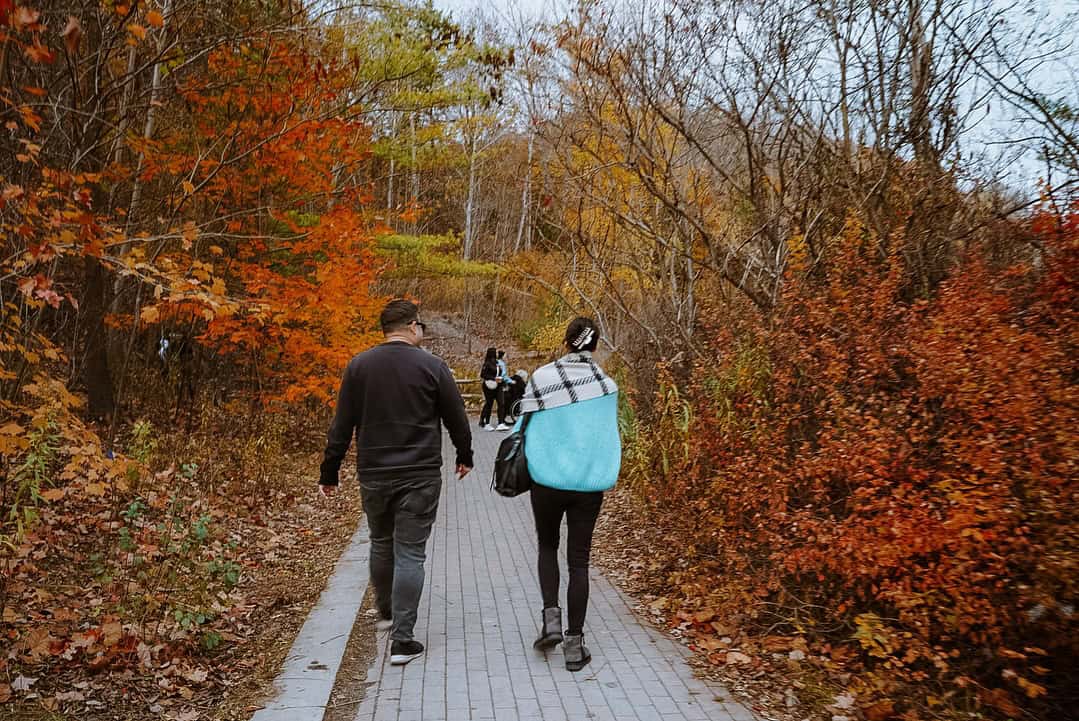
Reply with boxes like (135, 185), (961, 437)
(533, 606), (563, 650)
(563, 632), (591, 671)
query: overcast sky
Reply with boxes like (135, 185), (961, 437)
(430, 0), (565, 25)
(428, 0), (1077, 190)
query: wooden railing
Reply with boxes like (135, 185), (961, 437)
(454, 377), (483, 407)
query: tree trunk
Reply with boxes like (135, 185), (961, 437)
(410, 112), (419, 234)
(514, 130), (534, 253)
(126, 0), (172, 227)
(908, 0), (937, 167)
(387, 156), (395, 212)
(82, 256), (116, 420)
(464, 284), (473, 356)
(464, 134), (477, 259)
(684, 243), (695, 338)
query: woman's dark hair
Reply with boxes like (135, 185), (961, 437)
(497, 350), (505, 359)
(564, 317), (599, 352)
(481, 347), (498, 379)
(380, 298), (419, 333)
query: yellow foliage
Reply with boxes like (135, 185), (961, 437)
(787, 233), (807, 273)
(528, 320), (567, 353)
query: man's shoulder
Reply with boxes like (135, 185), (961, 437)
(348, 343), (395, 370)
(351, 343), (447, 370)
(348, 345), (382, 367)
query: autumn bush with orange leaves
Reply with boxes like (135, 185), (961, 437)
(1, 5), (381, 534)
(625, 207), (1077, 719)
(0, 5), (388, 710)
(130, 37), (385, 405)
(2, 8), (385, 415)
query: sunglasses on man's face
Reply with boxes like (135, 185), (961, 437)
(410, 320), (427, 331)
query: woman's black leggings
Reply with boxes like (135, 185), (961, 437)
(529, 482), (604, 634)
(479, 385), (504, 425)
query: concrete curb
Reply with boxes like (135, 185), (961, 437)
(250, 516), (371, 721)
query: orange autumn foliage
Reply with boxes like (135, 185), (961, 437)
(630, 206), (1078, 717)
(139, 38), (385, 404)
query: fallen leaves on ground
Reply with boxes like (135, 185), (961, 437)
(0, 450), (362, 721)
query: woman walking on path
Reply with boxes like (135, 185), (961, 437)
(478, 347), (505, 430)
(495, 350), (512, 430)
(515, 317), (621, 671)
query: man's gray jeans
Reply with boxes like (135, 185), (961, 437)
(359, 476), (441, 642)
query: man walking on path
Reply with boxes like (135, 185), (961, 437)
(318, 299), (473, 666)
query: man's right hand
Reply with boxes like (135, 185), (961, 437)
(456, 464), (472, 479)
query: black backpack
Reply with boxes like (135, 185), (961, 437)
(491, 412), (533, 497)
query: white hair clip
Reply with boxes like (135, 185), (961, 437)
(572, 327), (595, 349)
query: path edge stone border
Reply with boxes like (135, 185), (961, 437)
(250, 516), (371, 721)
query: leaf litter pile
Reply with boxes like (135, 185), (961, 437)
(594, 485), (853, 721)
(1, 447), (362, 721)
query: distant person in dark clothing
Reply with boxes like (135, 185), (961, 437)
(504, 369), (528, 422)
(479, 347), (504, 431)
(320, 299), (473, 666)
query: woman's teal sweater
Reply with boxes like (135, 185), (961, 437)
(515, 392), (621, 492)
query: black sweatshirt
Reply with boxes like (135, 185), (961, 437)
(319, 341), (473, 485)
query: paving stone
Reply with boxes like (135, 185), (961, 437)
(326, 423), (757, 721)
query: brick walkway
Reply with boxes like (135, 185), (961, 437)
(350, 426), (757, 721)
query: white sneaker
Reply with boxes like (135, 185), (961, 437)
(485, 424), (497, 431)
(495, 423), (511, 431)
(389, 639), (424, 666)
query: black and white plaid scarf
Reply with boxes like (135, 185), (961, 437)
(516, 351), (618, 414)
